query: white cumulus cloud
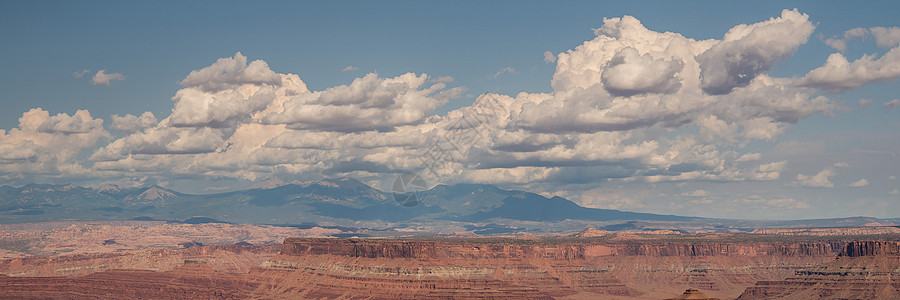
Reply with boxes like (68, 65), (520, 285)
(823, 27), (868, 51)
(264, 72), (461, 132)
(111, 112), (158, 133)
(601, 47), (684, 96)
(696, 9), (814, 95)
(796, 167), (836, 188)
(180, 52), (281, 92)
(849, 178), (869, 187)
(543, 51), (556, 63)
(0, 108), (109, 180)
(91, 70), (125, 86)
(798, 46), (900, 92)
(870, 27), (900, 48)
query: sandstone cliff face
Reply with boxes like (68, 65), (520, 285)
(739, 241), (900, 299)
(0, 261), (259, 299)
(266, 238), (850, 299)
(615, 241), (842, 257)
(841, 240), (900, 257)
(1, 237), (893, 299)
(0, 244), (280, 277)
(282, 238), (845, 259)
(751, 226), (900, 236)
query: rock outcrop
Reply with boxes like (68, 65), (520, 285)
(840, 240), (900, 257)
(666, 288), (720, 300)
(0, 261), (259, 299)
(751, 226), (900, 236)
(263, 238), (849, 298)
(574, 227), (609, 237)
(2, 237), (898, 299)
(282, 237), (845, 259)
(738, 241), (900, 299)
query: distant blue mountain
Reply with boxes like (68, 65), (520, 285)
(2, 179), (894, 232)
(460, 193), (691, 222)
(0, 178), (696, 226)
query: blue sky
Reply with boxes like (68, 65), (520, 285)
(1, 1), (899, 219)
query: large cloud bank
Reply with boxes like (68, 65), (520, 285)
(8, 9), (896, 212)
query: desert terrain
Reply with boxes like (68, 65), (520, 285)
(0, 222), (898, 299)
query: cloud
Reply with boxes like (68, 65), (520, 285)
(73, 69), (90, 78)
(529, 10), (832, 136)
(264, 72), (461, 132)
(601, 47), (684, 96)
(91, 70), (125, 85)
(111, 112), (158, 133)
(680, 189), (709, 197)
(739, 195), (809, 209)
(342, 66), (358, 72)
(543, 51), (556, 63)
(858, 99), (873, 107)
(823, 27), (868, 51)
(891, 189), (899, 195)
(736, 152), (761, 162)
(696, 9), (814, 95)
(90, 127), (226, 161)
(263, 130), (339, 150)
(0, 108), (109, 180)
(493, 67), (516, 78)
(180, 52), (281, 92)
(885, 99), (900, 109)
(870, 27), (900, 48)
(833, 162), (849, 168)
(821, 27), (900, 52)
(431, 76), (454, 83)
(849, 178), (869, 187)
(795, 167), (836, 188)
(16, 10), (857, 210)
(37, 109), (105, 134)
(798, 46), (900, 92)
(169, 86), (276, 128)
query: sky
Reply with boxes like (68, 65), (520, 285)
(1, 1), (899, 220)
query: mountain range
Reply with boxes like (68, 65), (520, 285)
(1, 178), (896, 234)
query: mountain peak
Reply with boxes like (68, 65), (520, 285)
(317, 177), (370, 190)
(249, 178), (288, 190)
(137, 186), (177, 201)
(96, 183), (122, 193)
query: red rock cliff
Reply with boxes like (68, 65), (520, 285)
(281, 238), (845, 259)
(840, 240), (900, 257)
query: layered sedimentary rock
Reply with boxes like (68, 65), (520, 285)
(1, 236), (896, 299)
(666, 288), (720, 300)
(750, 226), (900, 236)
(0, 261), (258, 299)
(738, 241), (900, 299)
(840, 240), (900, 257)
(0, 244), (280, 277)
(281, 237), (845, 259)
(257, 238), (846, 299)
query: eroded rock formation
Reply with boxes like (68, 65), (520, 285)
(738, 241), (900, 299)
(0, 237), (897, 299)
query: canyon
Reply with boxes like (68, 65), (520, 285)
(1, 227), (898, 299)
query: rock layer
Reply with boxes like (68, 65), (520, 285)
(841, 240), (900, 257)
(738, 241), (900, 299)
(1, 237), (897, 299)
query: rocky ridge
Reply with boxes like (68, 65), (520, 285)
(738, 241), (900, 299)
(0, 235), (898, 299)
